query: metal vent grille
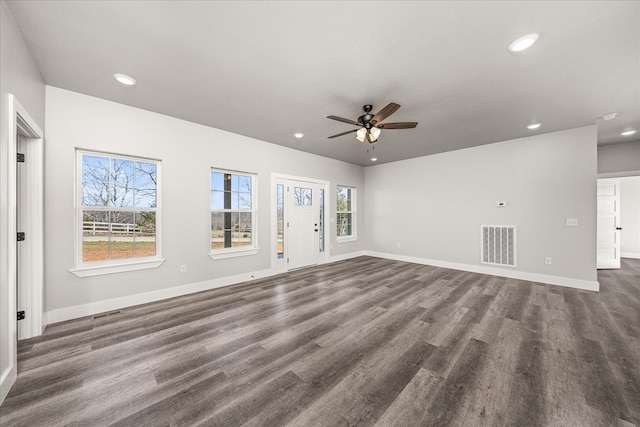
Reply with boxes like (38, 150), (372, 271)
(481, 225), (516, 267)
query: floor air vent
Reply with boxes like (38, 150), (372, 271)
(481, 225), (516, 267)
(92, 310), (123, 320)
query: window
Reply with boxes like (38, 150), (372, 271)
(72, 151), (162, 276)
(337, 185), (356, 240)
(277, 183), (284, 259)
(210, 169), (258, 259)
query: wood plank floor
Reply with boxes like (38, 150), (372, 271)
(1, 256), (639, 426)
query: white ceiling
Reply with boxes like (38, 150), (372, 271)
(7, 1), (640, 166)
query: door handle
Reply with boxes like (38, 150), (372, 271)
(616, 227), (623, 230)
(314, 229), (318, 232)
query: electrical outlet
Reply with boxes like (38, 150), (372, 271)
(544, 257), (552, 265)
(180, 264), (187, 273)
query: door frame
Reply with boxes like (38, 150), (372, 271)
(270, 173), (329, 273)
(1, 94), (44, 405)
(596, 178), (621, 269)
(597, 172), (640, 267)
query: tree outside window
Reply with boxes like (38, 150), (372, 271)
(79, 152), (159, 264)
(210, 170), (256, 251)
(337, 186), (355, 239)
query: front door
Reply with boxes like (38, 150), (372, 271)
(287, 180), (320, 270)
(597, 178), (621, 269)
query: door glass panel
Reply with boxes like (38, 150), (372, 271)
(319, 188), (325, 252)
(294, 187), (312, 206)
(277, 184), (284, 259)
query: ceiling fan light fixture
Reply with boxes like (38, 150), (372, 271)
(370, 127), (381, 142)
(509, 33), (539, 52)
(356, 128), (367, 142)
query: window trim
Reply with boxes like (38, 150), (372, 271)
(336, 185), (357, 242)
(209, 168), (259, 259)
(71, 149), (164, 276)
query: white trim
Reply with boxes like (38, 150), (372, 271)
(45, 247), (602, 326)
(328, 250), (366, 263)
(364, 251), (600, 292)
(621, 252), (640, 259)
(209, 247), (260, 260)
(336, 185), (356, 241)
(337, 236), (358, 243)
(1, 94), (44, 405)
(0, 364), (17, 407)
(69, 258), (165, 277)
(598, 171), (640, 179)
(48, 267), (272, 324)
(74, 150), (162, 271)
(209, 169), (258, 256)
(48, 250), (368, 324)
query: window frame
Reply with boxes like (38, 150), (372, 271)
(209, 168), (259, 260)
(336, 185), (357, 242)
(70, 149), (164, 277)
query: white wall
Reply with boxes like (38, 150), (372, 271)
(620, 176), (640, 259)
(44, 87), (365, 317)
(365, 126), (598, 289)
(0, 0), (46, 405)
(598, 140), (640, 176)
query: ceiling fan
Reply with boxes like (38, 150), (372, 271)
(327, 103), (418, 143)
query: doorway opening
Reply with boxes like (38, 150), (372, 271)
(597, 175), (640, 269)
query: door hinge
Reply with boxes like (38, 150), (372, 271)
(287, 222), (289, 228)
(287, 258), (289, 263)
(17, 153), (25, 163)
(17, 311), (25, 321)
(17, 232), (25, 241)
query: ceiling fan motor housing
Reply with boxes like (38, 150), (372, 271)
(358, 105), (375, 128)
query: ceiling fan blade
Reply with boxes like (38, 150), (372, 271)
(378, 122), (418, 129)
(372, 103), (401, 124)
(328, 129), (358, 139)
(327, 115), (361, 126)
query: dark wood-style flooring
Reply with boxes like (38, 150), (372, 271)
(1, 256), (639, 426)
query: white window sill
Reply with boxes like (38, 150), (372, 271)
(209, 247), (260, 260)
(337, 236), (357, 243)
(69, 258), (165, 277)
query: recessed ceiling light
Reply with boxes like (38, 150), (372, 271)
(293, 132), (304, 139)
(601, 112), (618, 121)
(527, 122), (542, 130)
(370, 157), (378, 162)
(509, 33), (539, 52)
(621, 129), (637, 136)
(113, 73), (136, 86)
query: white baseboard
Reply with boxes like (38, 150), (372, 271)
(364, 251), (600, 292)
(46, 267), (276, 324)
(327, 250), (366, 263)
(0, 364), (17, 407)
(45, 251), (368, 324)
(45, 249), (598, 325)
(621, 252), (640, 259)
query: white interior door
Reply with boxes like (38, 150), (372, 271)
(287, 180), (320, 270)
(597, 179), (621, 269)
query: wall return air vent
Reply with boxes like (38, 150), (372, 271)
(481, 225), (516, 267)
